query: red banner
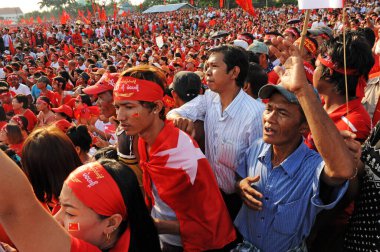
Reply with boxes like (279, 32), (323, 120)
(220, 0), (224, 8)
(235, 0), (256, 17)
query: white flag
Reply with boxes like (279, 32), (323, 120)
(298, 0), (343, 9)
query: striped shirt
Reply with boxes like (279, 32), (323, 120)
(234, 139), (348, 252)
(167, 89), (264, 193)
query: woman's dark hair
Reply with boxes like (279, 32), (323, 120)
(321, 31), (375, 98)
(21, 126), (82, 203)
(66, 125), (92, 153)
(58, 70), (70, 81)
(93, 146), (119, 161)
(4, 124), (23, 144)
(209, 45), (249, 88)
(121, 65), (166, 120)
(78, 94), (92, 107)
(14, 94), (29, 109)
(54, 76), (67, 90)
(98, 159), (161, 252)
(0, 106), (6, 121)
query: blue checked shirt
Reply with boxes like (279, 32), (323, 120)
(167, 89), (264, 193)
(234, 139), (348, 252)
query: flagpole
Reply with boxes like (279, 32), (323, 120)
(298, 9), (311, 55)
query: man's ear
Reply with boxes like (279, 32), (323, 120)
(230, 66), (240, 80)
(299, 122), (310, 135)
(153, 99), (164, 114)
(243, 82), (250, 93)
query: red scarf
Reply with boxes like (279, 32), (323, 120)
(139, 122), (236, 251)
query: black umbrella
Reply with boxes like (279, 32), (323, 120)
(210, 30), (230, 39)
(287, 18), (301, 25)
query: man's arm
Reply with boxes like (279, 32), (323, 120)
(167, 92), (208, 135)
(0, 151), (71, 252)
(272, 37), (357, 186)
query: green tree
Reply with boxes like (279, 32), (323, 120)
(38, 0), (77, 10)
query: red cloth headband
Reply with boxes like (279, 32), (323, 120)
(66, 162), (130, 252)
(36, 98), (49, 107)
(114, 76), (164, 102)
(285, 28), (300, 39)
(318, 55), (366, 98)
(296, 37), (317, 56)
(66, 162), (127, 218)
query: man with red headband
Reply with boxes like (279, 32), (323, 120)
(304, 31), (374, 251)
(114, 65), (236, 252)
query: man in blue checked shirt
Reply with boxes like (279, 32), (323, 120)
(233, 37), (361, 252)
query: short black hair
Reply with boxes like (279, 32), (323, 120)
(245, 63), (268, 98)
(321, 31), (374, 98)
(66, 125), (92, 153)
(208, 45), (249, 87)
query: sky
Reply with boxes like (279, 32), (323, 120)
(0, 0), (144, 14)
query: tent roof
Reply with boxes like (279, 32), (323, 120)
(143, 3), (194, 14)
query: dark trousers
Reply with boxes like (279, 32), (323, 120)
(162, 239), (239, 252)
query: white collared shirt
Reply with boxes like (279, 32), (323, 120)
(168, 89), (265, 193)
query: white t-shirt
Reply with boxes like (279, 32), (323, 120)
(10, 83), (31, 96)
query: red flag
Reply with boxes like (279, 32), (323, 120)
(236, 0), (256, 17)
(43, 16), (47, 23)
(91, 0), (96, 16)
(113, 2), (117, 21)
(29, 17), (34, 24)
(37, 16), (42, 24)
(61, 10), (70, 24)
(139, 3), (143, 10)
(220, 0), (224, 8)
(190, 0), (194, 5)
(139, 122), (236, 251)
(121, 11), (127, 17)
(97, 4), (101, 18)
(87, 9), (92, 17)
(68, 223), (80, 231)
(8, 38), (15, 55)
(100, 7), (107, 21)
(164, 0), (167, 5)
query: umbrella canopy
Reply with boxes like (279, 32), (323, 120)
(210, 30), (230, 39)
(287, 18), (301, 25)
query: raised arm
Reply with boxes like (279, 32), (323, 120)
(271, 37), (357, 186)
(0, 151), (71, 252)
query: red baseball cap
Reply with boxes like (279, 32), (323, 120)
(83, 73), (120, 95)
(52, 104), (73, 118)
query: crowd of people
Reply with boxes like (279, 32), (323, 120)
(0, 0), (379, 251)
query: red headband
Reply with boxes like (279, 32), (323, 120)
(7, 74), (18, 82)
(296, 37), (317, 56)
(285, 28), (300, 39)
(114, 77), (164, 102)
(11, 116), (24, 129)
(36, 98), (50, 107)
(66, 162), (130, 251)
(318, 55), (366, 98)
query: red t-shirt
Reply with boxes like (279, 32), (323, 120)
(306, 98), (371, 149)
(22, 109), (38, 132)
